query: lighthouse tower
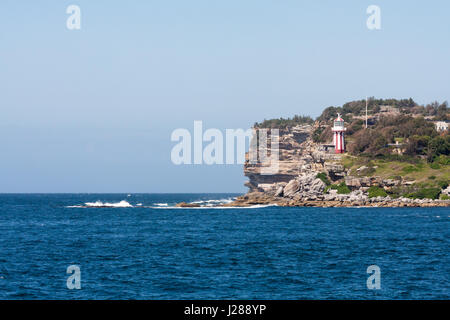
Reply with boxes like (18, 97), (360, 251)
(332, 113), (346, 154)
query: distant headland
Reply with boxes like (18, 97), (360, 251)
(231, 98), (450, 207)
(178, 98), (450, 208)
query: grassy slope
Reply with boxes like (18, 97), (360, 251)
(341, 155), (449, 186)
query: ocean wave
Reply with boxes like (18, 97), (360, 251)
(151, 204), (278, 209)
(153, 203), (169, 207)
(67, 200), (133, 208)
(149, 197), (237, 209)
(189, 198), (235, 206)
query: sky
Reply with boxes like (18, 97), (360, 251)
(0, 0), (449, 193)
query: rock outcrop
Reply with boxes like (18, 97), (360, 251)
(244, 125), (313, 192)
(244, 124), (341, 192)
(279, 173), (327, 199)
(176, 202), (200, 208)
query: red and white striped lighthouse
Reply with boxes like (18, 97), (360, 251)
(332, 113), (346, 154)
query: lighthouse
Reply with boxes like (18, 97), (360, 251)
(332, 113), (346, 153)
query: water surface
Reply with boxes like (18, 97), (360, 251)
(0, 194), (448, 299)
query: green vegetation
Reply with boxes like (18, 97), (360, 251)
(254, 115), (313, 129)
(336, 182), (351, 194)
(258, 99), (448, 162)
(402, 165), (420, 174)
(437, 180), (449, 189)
(429, 163), (440, 169)
(406, 188), (441, 200)
(346, 116), (442, 159)
(325, 182), (351, 194)
(341, 154), (449, 199)
(316, 172), (331, 186)
(368, 186), (388, 198)
(342, 156), (448, 184)
(312, 98), (449, 162)
(436, 155), (450, 165)
(316, 98), (448, 121)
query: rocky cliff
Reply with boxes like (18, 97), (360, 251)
(244, 124), (343, 195)
(226, 124), (450, 208)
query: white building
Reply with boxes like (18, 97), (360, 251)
(434, 121), (448, 132)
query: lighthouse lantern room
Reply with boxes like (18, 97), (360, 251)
(332, 113), (346, 154)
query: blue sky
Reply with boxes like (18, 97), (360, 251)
(0, 1), (449, 192)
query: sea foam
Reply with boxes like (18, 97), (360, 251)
(67, 200), (133, 208)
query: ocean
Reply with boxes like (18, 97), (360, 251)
(0, 193), (448, 299)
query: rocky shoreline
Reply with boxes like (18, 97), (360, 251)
(175, 170), (450, 208)
(222, 192), (450, 208)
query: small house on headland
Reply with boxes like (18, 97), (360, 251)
(433, 121), (448, 132)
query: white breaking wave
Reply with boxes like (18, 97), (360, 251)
(189, 198), (235, 207)
(153, 203), (169, 207)
(67, 200), (133, 208)
(85, 200), (133, 208)
(151, 203), (278, 209)
(246, 204), (279, 208)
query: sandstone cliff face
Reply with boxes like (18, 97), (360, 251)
(244, 124), (342, 194)
(244, 125), (311, 192)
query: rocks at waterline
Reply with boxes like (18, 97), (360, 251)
(175, 202), (200, 208)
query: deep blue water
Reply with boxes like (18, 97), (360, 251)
(0, 193), (448, 300)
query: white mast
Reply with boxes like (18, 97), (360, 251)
(365, 97), (368, 129)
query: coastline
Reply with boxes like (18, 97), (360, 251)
(221, 192), (450, 208)
(174, 193), (450, 208)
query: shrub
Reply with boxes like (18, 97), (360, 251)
(388, 192), (400, 199)
(428, 175), (436, 180)
(429, 163), (441, 170)
(437, 180), (449, 189)
(436, 155), (450, 165)
(255, 115), (314, 128)
(336, 182), (351, 194)
(440, 194), (450, 200)
(324, 183), (351, 194)
(316, 172), (331, 186)
(427, 136), (450, 162)
(406, 188), (441, 199)
(368, 186), (388, 198)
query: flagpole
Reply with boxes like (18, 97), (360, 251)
(365, 97), (368, 129)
